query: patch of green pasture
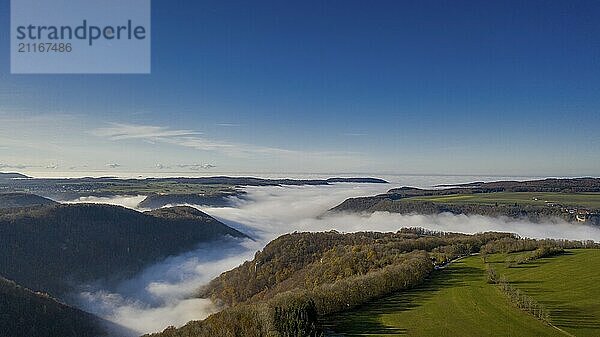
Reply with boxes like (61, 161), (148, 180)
(324, 256), (563, 337)
(490, 249), (600, 337)
(407, 192), (600, 209)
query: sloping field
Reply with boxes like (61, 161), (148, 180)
(491, 249), (600, 337)
(324, 254), (582, 337)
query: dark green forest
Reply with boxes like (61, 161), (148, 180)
(0, 193), (56, 209)
(0, 204), (248, 299)
(0, 276), (116, 337)
(334, 198), (567, 220)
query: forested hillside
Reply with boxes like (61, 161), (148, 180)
(146, 229), (581, 337)
(0, 192), (56, 209)
(138, 192), (240, 209)
(331, 178), (600, 224)
(0, 172), (29, 180)
(0, 204), (249, 299)
(334, 198), (567, 219)
(199, 230), (512, 306)
(0, 276), (115, 337)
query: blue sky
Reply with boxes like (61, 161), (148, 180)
(0, 0), (599, 176)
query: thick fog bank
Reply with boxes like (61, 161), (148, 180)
(77, 182), (599, 335)
(77, 238), (259, 335)
(205, 185), (600, 242)
(63, 195), (147, 209)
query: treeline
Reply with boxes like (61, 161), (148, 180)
(486, 266), (550, 322)
(480, 236), (596, 255)
(506, 246), (565, 266)
(145, 252), (432, 337)
(148, 230), (515, 337)
(481, 236), (594, 325)
(200, 230), (512, 306)
(146, 230), (597, 337)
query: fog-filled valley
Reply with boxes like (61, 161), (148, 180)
(53, 176), (600, 335)
(5, 2), (600, 336)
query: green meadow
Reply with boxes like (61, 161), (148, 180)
(407, 192), (600, 209)
(324, 250), (600, 337)
(490, 249), (600, 337)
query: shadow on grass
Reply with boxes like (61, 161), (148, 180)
(321, 262), (482, 336)
(494, 251), (599, 333)
(507, 280), (542, 285)
(507, 264), (541, 269)
(537, 300), (600, 331)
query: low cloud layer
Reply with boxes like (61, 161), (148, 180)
(74, 184), (391, 335)
(205, 185), (600, 242)
(64, 195), (147, 210)
(74, 182), (600, 335)
(78, 238), (259, 335)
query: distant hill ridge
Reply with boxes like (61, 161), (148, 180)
(0, 174), (388, 201)
(0, 174), (388, 186)
(138, 192), (242, 209)
(0, 192), (57, 209)
(331, 178), (600, 224)
(430, 177), (600, 193)
(133, 177), (387, 208)
(0, 204), (249, 299)
(0, 172), (30, 179)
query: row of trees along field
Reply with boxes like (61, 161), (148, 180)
(486, 266), (550, 322)
(480, 236), (595, 255)
(146, 229), (522, 337)
(147, 230), (598, 337)
(482, 236), (599, 324)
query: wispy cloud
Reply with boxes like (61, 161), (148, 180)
(176, 164), (216, 170)
(89, 123), (367, 171)
(155, 163), (216, 170)
(0, 163), (66, 171)
(342, 132), (368, 137)
(91, 123), (358, 161)
(67, 165), (90, 170)
(106, 163), (122, 169)
(92, 123), (201, 141)
(0, 163), (41, 170)
(0, 112), (80, 124)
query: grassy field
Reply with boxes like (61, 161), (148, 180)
(323, 252), (600, 337)
(407, 192), (600, 209)
(489, 249), (600, 337)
